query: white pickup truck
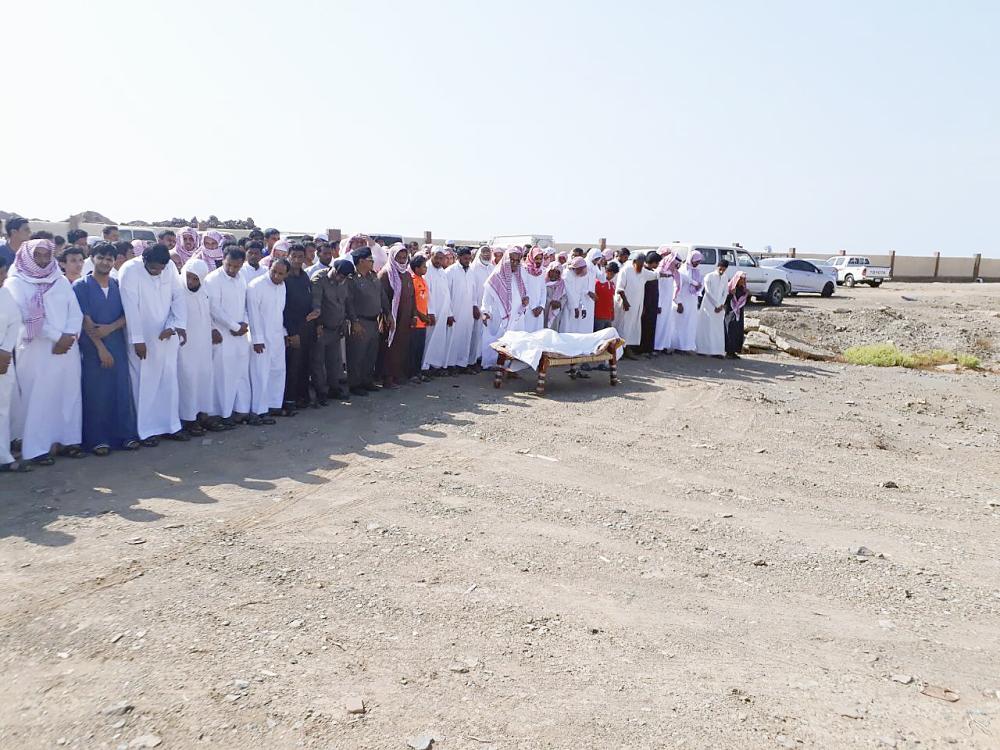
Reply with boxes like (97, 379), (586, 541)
(826, 256), (891, 287)
(668, 243), (792, 305)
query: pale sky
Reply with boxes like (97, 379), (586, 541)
(4, 1), (997, 256)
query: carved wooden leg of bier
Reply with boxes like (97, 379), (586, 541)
(494, 353), (506, 389)
(609, 352), (619, 386)
(536, 356), (549, 396)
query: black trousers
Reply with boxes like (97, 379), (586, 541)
(408, 328), (427, 378)
(283, 324), (313, 405)
(346, 319), (379, 388)
(312, 328), (345, 397)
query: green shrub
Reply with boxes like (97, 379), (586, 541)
(842, 344), (980, 370)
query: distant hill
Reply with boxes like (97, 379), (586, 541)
(65, 210), (116, 224)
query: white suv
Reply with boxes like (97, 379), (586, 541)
(667, 244), (791, 305)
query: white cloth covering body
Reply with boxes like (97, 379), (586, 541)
(246, 274), (287, 414)
(0, 287), (22, 463)
(443, 262), (477, 367)
(494, 327), (624, 372)
(613, 267), (656, 346)
(421, 263), (452, 369)
(8, 274), (83, 458)
(672, 266), (701, 352)
(653, 275), (677, 351)
(177, 260), (214, 421)
(695, 269), (727, 356)
(467, 258), (492, 365)
(204, 267), (251, 418)
(117, 257), (186, 440)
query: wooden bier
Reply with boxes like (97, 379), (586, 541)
(491, 338), (623, 397)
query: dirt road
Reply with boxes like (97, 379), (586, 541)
(1, 283), (998, 749)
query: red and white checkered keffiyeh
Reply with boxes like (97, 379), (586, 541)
(13, 239), (60, 342)
(485, 248), (528, 320)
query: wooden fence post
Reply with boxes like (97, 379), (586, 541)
(838, 249), (846, 256)
(423, 231), (432, 245)
(789, 247), (796, 257)
(599, 237), (607, 251)
(889, 250), (896, 277)
(933, 251), (940, 278)
(972, 253), (982, 280)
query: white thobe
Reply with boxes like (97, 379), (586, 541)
(205, 268), (251, 418)
(480, 282), (526, 368)
(7, 274), (83, 459)
(614, 267), (656, 345)
(118, 257), (186, 439)
(443, 263), (477, 367)
(246, 275), (287, 414)
(696, 270), (727, 356)
(561, 270), (596, 334)
(178, 285), (214, 421)
(520, 271), (547, 333)
(467, 259), (492, 365)
(673, 266), (702, 352)
(240, 263), (267, 286)
(422, 264), (452, 369)
(545, 285), (567, 331)
(0, 287), (22, 464)
(653, 275), (677, 351)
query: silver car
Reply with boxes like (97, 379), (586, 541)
(760, 258), (837, 297)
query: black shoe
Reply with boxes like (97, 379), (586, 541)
(140, 437), (159, 447)
(363, 383), (380, 392)
(167, 430), (190, 442)
(349, 387), (369, 397)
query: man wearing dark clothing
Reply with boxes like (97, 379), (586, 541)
(282, 244), (317, 411)
(638, 251), (661, 354)
(377, 244), (416, 388)
(346, 248), (392, 396)
(311, 259), (353, 403)
(1, 217), (31, 266)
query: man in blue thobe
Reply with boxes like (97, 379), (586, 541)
(73, 243), (140, 455)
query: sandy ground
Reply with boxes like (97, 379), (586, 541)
(1, 282), (998, 750)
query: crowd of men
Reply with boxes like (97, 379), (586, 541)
(0, 216), (749, 472)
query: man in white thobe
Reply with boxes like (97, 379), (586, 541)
(654, 252), (680, 352)
(561, 257), (596, 334)
(7, 239), (84, 463)
(0, 255), (23, 470)
(240, 241), (268, 286)
(480, 248), (529, 369)
(118, 243), (188, 444)
(443, 247), (477, 370)
(519, 247), (548, 334)
(673, 251), (704, 352)
(614, 255), (657, 356)
(205, 247), (252, 423)
(421, 247), (452, 372)
(178, 258), (216, 433)
(467, 246), (493, 367)
(696, 260), (728, 357)
(246, 260), (289, 423)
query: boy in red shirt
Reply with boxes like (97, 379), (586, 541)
(594, 262), (618, 330)
(591, 261), (619, 371)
